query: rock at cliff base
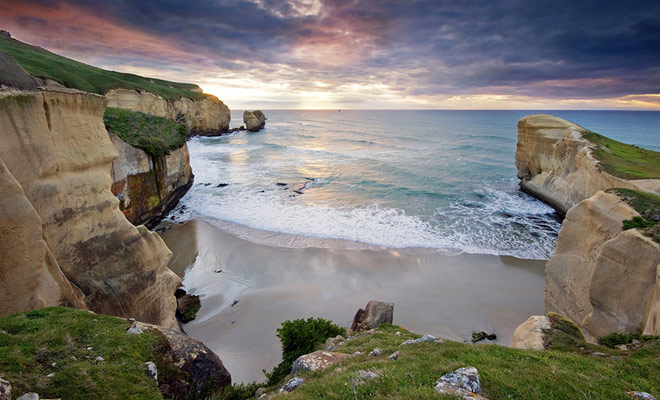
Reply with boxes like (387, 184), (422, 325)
(176, 293), (201, 323)
(434, 367), (487, 400)
(138, 322), (231, 399)
(350, 300), (394, 333)
(511, 315), (551, 350)
(0, 51), (40, 90)
(244, 110), (266, 132)
(290, 351), (350, 375)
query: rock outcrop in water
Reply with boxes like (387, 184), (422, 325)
(515, 114), (658, 215)
(109, 133), (193, 228)
(106, 88), (230, 136)
(243, 110), (266, 132)
(0, 89), (180, 328)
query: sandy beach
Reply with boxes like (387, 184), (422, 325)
(160, 219), (546, 383)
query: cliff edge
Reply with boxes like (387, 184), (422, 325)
(515, 114), (660, 215)
(0, 89), (180, 328)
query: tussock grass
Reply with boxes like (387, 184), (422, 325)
(0, 36), (204, 100)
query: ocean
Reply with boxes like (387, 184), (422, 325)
(172, 110), (660, 260)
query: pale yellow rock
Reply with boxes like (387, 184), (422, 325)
(105, 88), (230, 134)
(515, 114), (652, 214)
(643, 264), (660, 335)
(0, 158), (86, 315)
(0, 90), (180, 328)
(583, 229), (660, 337)
(511, 315), (551, 350)
(545, 190), (660, 338)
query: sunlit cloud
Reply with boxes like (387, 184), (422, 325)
(1, 0), (659, 109)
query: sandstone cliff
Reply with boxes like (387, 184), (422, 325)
(545, 190), (660, 338)
(109, 133), (193, 228)
(106, 88), (230, 135)
(515, 114), (659, 215)
(0, 89), (180, 328)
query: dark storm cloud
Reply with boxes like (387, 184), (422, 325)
(1, 0), (659, 105)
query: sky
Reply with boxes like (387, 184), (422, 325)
(1, 0), (660, 110)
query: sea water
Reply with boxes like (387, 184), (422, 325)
(173, 110), (660, 260)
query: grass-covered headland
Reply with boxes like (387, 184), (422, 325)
(104, 107), (187, 156)
(582, 130), (660, 180)
(0, 35), (205, 100)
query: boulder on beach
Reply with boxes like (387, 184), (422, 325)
(243, 110), (266, 132)
(350, 300), (394, 334)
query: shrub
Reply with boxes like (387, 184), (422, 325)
(264, 318), (345, 385)
(599, 332), (660, 348)
(622, 216), (656, 230)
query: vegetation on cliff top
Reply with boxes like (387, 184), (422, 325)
(264, 323), (660, 400)
(608, 188), (660, 243)
(582, 130), (660, 180)
(0, 307), (171, 400)
(104, 107), (187, 156)
(0, 36), (205, 100)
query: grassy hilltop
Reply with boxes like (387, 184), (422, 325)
(0, 35), (204, 100)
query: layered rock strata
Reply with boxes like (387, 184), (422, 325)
(545, 191), (660, 338)
(515, 114), (657, 215)
(106, 88), (230, 135)
(109, 133), (193, 228)
(0, 89), (180, 327)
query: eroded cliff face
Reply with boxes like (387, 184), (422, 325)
(109, 134), (193, 228)
(515, 114), (648, 214)
(0, 89), (180, 327)
(0, 158), (86, 315)
(545, 191), (660, 338)
(105, 88), (230, 135)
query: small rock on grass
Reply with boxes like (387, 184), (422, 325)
(127, 324), (143, 335)
(387, 351), (400, 360)
(0, 377), (11, 400)
(16, 394), (39, 400)
(435, 367), (487, 400)
(145, 361), (158, 381)
(369, 348), (383, 356)
(630, 392), (658, 400)
(401, 334), (441, 346)
(357, 370), (380, 380)
(280, 377), (304, 392)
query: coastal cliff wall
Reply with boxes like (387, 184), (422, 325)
(0, 89), (180, 328)
(515, 114), (658, 214)
(109, 133), (193, 228)
(106, 88), (230, 135)
(545, 191), (660, 338)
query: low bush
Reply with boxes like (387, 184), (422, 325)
(264, 317), (345, 385)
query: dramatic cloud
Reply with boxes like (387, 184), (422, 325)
(1, 0), (659, 109)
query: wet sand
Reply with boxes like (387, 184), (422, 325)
(160, 219), (546, 383)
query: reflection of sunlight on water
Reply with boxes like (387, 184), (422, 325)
(228, 148), (249, 165)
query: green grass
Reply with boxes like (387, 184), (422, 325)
(0, 36), (204, 100)
(0, 307), (174, 400)
(599, 332), (660, 348)
(582, 130), (660, 180)
(256, 324), (660, 400)
(104, 107), (187, 156)
(607, 188), (660, 243)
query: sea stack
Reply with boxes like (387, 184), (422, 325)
(243, 110), (266, 132)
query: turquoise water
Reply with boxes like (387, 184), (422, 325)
(174, 110), (660, 260)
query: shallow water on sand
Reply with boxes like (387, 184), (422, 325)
(161, 220), (545, 383)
